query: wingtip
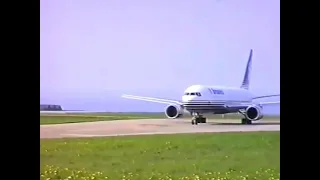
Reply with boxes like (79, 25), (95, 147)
(121, 94), (129, 98)
(122, 94), (137, 98)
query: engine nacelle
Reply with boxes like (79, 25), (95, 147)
(244, 105), (264, 121)
(164, 104), (184, 119)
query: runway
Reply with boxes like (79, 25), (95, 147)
(40, 118), (280, 139)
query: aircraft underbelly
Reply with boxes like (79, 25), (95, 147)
(183, 101), (244, 114)
(184, 103), (226, 112)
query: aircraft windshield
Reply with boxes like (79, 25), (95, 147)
(184, 92), (201, 96)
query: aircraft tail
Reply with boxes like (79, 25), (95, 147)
(240, 49), (253, 90)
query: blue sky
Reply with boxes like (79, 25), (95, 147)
(40, 0), (280, 113)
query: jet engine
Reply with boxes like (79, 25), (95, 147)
(164, 104), (184, 119)
(244, 105), (264, 121)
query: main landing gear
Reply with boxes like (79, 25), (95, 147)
(238, 110), (252, 125)
(191, 113), (206, 125)
(241, 118), (252, 125)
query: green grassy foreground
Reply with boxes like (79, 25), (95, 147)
(40, 132), (280, 180)
(40, 112), (280, 125)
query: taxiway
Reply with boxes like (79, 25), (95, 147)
(40, 119), (280, 139)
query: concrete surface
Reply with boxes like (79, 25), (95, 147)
(40, 118), (280, 139)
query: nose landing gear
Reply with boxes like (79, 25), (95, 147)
(191, 113), (206, 125)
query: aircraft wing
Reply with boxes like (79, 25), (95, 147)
(252, 94), (280, 106)
(226, 100), (280, 109)
(258, 101), (280, 105)
(253, 94), (280, 99)
(121, 94), (183, 105)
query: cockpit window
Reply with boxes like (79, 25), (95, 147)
(184, 92), (201, 96)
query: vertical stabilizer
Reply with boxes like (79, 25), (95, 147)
(240, 49), (253, 90)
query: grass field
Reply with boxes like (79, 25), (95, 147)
(40, 132), (280, 180)
(40, 112), (280, 125)
(40, 113), (164, 125)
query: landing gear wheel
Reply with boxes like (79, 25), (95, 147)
(191, 118), (198, 125)
(241, 118), (252, 125)
(199, 117), (207, 123)
(241, 118), (247, 124)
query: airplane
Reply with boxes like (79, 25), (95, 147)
(121, 49), (280, 125)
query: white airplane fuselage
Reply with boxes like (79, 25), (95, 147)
(181, 84), (253, 114)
